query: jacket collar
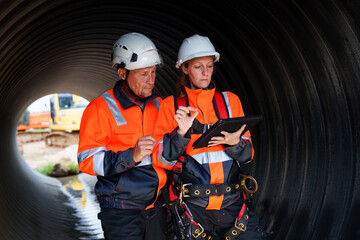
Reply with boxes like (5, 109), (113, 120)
(113, 80), (158, 109)
(184, 81), (216, 97)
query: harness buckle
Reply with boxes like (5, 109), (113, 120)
(182, 183), (192, 198)
(207, 123), (213, 130)
(192, 223), (204, 238)
(234, 218), (247, 232)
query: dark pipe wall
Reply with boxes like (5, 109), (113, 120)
(0, 1), (359, 239)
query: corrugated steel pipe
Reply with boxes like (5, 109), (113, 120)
(0, 1), (359, 239)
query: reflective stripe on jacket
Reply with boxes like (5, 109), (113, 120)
(77, 82), (166, 209)
(153, 82), (253, 210)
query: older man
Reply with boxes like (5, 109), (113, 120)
(77, 32), (168, 240)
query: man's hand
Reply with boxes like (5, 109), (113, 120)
(174, 106), (198, 137)
(133, 135), (156, 163)
(207, 124), (246, 147)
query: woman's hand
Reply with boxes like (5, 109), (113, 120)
(207, 124), (246, 147)
(174, 106), (198, 137)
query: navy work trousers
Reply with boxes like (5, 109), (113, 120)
(98, 205), (168, 240)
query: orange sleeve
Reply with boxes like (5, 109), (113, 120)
(152, 96), (179, 170)
(77, 100), (110, 175)
(153, 96), (178, 142)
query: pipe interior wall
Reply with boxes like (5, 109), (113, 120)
(0, 1), (359, 239)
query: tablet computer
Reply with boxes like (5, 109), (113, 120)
(192, 115), (263, 149)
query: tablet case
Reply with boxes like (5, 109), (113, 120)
(192, 115), (263, 149)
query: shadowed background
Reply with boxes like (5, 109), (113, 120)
(0, 0), (359, 239)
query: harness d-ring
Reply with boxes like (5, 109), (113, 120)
(240, 174), (258, 194)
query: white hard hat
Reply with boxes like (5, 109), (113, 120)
(112, 32), (163, 70)
(176, 34), (220, 68)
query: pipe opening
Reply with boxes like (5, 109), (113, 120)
(1, 1), (360, 239)
(16, 93), (89, 175)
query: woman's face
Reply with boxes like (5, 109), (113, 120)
(182, 56), (214, 90)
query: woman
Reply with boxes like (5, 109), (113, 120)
(153, 34), (265, 240)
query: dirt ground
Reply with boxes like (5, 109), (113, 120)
(21, 140), (78, 169)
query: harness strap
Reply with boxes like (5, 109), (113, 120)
(170, 174), (252, 239)
(175, 91), (228, 119)
(169, 155), (185, 202)
(171, 174), (258, 199)
(175, 180), (242, 198)
(222, 192), (249, 240)
(213, 90), (229, 119)
(175, 96), (189, 115)
(191, 119), (209, 134)
(171, 191), (250, 240)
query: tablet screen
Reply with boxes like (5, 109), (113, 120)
(192, 115), (263, 149)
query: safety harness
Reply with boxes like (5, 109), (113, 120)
(169, 91), (258, 240)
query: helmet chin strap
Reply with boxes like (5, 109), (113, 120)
(123, 68), (130, 81)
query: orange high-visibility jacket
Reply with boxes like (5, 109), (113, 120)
(78, 82), (167, 210)
(153, 82), (253, 210)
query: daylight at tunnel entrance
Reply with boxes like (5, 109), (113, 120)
(0, 1), (359, 239)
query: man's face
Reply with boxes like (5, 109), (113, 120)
(123, 66), (157, 98)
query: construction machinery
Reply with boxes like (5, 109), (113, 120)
(17, 93), (88, 148)
(45, 93), (88, 147)
(17, 111), (51, 145)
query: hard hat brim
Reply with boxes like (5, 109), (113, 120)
(176, 51), (220, 68)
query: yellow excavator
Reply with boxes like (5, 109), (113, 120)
(44, 93), (88, 147)
(17, 93), (88, 150)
